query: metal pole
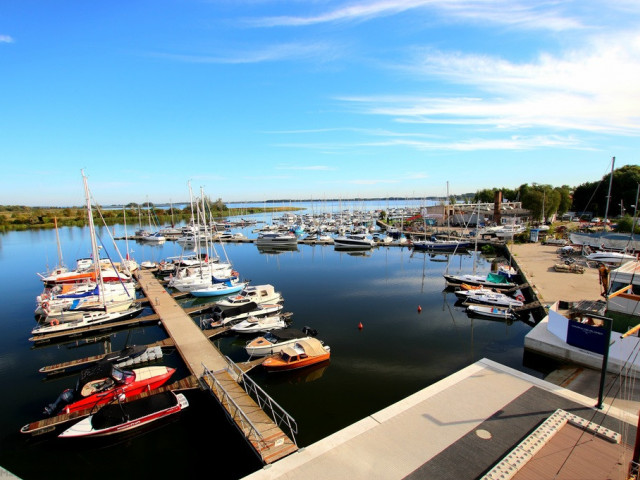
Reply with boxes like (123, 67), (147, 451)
(597, 316), (613, 409)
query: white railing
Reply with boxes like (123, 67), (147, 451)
(201, 359), (298, 448)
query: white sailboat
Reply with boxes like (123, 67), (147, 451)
(32, 171), (142, 334)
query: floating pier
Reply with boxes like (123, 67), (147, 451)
(135, 269), (298, 464)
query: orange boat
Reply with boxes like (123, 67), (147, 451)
(262, 337), (330, 372)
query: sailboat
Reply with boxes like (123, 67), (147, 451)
(411, 182), (472, 252)
(443, 202), (518, 291)
(31, 171), (143, 336)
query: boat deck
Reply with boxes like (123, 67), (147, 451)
(135, 269), (297, 464)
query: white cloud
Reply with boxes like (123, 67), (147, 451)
(0, 35), (14, 43)
(339, 31), (640, 136)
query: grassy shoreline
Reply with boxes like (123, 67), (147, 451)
(0, 205), (298, 232)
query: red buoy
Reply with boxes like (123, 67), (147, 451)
(418, 305), (422, 313)
(358, 322), (363, 330)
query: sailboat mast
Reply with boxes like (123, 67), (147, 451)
(82, 170), (105, 304)
(603, 157), (615, 231)
(54, 217), (64, 268)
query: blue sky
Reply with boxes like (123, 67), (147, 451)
(1, 1), (638, 207)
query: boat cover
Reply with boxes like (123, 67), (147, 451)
(297, 338), (327, 356)
(270, 328), (309, 340)
(486, 273), (512, 284)
(213, 301), (259, 319)
(91, 391), (178, 430)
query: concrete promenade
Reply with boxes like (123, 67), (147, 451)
(243, 359), (637, 480)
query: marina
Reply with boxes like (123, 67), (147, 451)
(1, 194), (639, 479)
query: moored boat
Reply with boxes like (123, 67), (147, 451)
(189, 279), (248, 298)
(333, 233), (375, 249)
(465, 304), (518, 321)
(58, 391), (188, 438)
(230, 314), (289, 334)
(245, 326), (319, 357)
(215, 284), (283, 309)
(30, 305), (144, 339)
(207, 302), (284, 328)
(42, 363), (176, 416)
(262, 337), (330, 372)
(454, 288), (524, 308)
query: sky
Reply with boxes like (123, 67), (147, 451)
(1, 1), (639, 207)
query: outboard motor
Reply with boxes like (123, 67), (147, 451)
(43, 388), (75, 416)
(302, 326), (318, 337)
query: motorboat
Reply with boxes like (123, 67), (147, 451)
(138, 232), (166, 243)
(333, 233), (375, 249)
(30, 305), (144, 339)
(42, 363), (176, 416)
(372, 233), (393, 245)
(207, 302), (285, 328)
(262, 337), (330, 372)
(465, 304), (518, 321)
(58, 391), (188, 438)
(230, 314), (289, 334)
(245, 326), (319, 357)
(443, 272), (518, 291)
(215, 284), (283, 309)
(411, 237), (471, 252)
(189, 279), (248, 298)
(255, 231), (298, 248)
(454, 288), (524, 308)
(586, 250), (636, 265)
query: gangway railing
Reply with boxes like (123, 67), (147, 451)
(201, 359), (298, 448)
(226, 357), (298, 446)
(201, 364), (266, 449)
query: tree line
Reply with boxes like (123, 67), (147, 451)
(469, 165), (640, 229)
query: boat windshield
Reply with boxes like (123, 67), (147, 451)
(111, 366), (133, 383)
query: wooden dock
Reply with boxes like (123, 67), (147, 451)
(136, 269), (298, 464)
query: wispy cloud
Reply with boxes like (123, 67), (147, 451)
(148, 41), (338, 64)
(0, 35), (14, 43)
(276, 164), (336, 171)
(248, 0), (585, 31)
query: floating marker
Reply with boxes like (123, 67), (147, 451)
(418, 305), (422, 313)
(358, 322), (363, 330)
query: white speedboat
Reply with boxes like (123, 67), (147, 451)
(465, 304), (517, 321)
(255, 232), (298, 247)
(333, 234), (375, 249)
(230, 314), (288, 334)
(215, 284), (283, 309)
(454, 288), (524, 308)
(208, 302), (284, 327)
(586, 250), (636, 265)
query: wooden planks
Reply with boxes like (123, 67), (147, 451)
(136, 270), (297, 464)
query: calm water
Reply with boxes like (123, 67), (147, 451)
(0, 213), (546, 479)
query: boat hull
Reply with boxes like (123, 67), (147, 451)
(59, 391), (188, 438)
(61, 366), (176, 415)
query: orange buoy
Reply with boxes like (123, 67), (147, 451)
(358, 322), (363, 330)
(418, 305), (422, 313)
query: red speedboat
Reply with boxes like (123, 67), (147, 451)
(58, 391), (188, 438)
(43, 362), (176, 416)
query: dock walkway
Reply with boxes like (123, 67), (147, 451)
(136, 270), (297, 464)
